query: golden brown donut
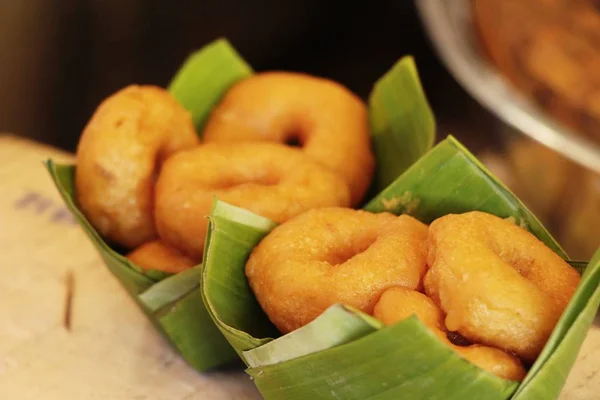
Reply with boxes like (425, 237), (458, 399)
(155, 143), (351, 260)
(374, 286), (526, 381)
(202, 72), (374, 206)
(424, 211), (581, 362)
(245, 208), (428, 333)
(75, 85), (199, 249)
(126, 240), (198, 274)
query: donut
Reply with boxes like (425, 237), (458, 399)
(245, 207), (428, 333)
(202, 72), (374, 206)
(424, 211), (581, 362)
(155, 143), (351, 259)
(126, 240), (198, 274)
(75, 85), (199, 249)
(374, 287), (526, 381)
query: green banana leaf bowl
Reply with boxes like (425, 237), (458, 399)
(201, 140), (600, 399)
(45, 38), (600, 399)
(45, 38), (434, 372)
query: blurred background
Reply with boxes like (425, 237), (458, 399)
(0, 0), (598, 259)
(0, 0), (493, 152)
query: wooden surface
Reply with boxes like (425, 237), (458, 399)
(0, 135), (261, 399)
(0, 134), (598, 399)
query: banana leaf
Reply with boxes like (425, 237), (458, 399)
(200, 135), (600, 399)
(168, 38), (253, 133)
(44, 36), (436, 372)
(45, 161), (156, 295)
(244, 305), (381, 368)
(369, 56), (436, 192)
(512, 249), (600, 399)
(45, 161), (237, 370)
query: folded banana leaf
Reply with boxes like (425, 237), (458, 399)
(46, 161), (238, 371)
(44, 37), (435, 372)
(200, 135), (600, 399)
(168, 38), (254, 131)
(369, 56), (435, 191)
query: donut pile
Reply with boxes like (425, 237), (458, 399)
(74, 73), (374, 272)
(75, 67), (582, 382)
(245, 208), (582, 382)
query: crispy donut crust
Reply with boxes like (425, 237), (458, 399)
(155, 143), (351, 259)
(245, 207), (428, 333)
(75, 85), (199, 249)
(424, 211), (581, 362)
(202, 72), (374, 206)
(126, 240), (198, 274)
(374, 286), (526, 381)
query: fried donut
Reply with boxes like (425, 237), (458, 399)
(75, 85), (199, 249)
(373, 287), (526, 381)
(245, 207), (428, 333)
(424, 211), (581, 362)
(155, 143), (351, 259)
(126, 240), (198, 274)
(202, 72), (374, 206)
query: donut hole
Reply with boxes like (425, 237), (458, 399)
(285, 136), (303, 147)
(325, 235), (377, 266)
(505, 256), (535, 277)
(488, 239), (537, 279)
(284, 130), (305, 148)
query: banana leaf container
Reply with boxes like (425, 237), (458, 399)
(45, 37), (600, 398)
(45, 38), (436, 372)
(201, 138), (600, 399)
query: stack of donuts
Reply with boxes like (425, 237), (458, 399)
(74, 72), (374, 273)
(74, 67), (581, 382)
(245, 208), (582, 382)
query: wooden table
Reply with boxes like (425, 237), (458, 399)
(0, 134), (598, 399)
